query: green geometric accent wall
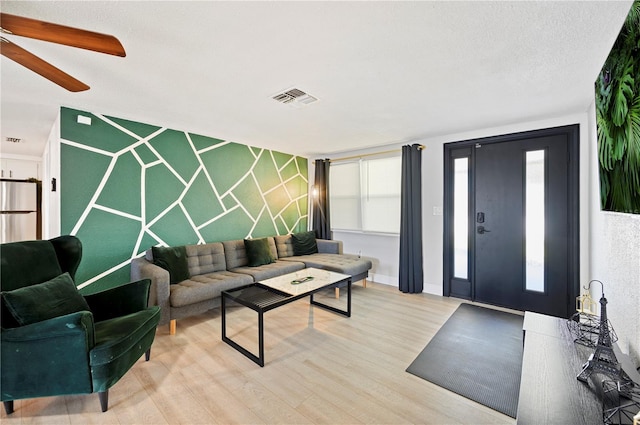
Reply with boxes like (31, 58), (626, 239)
(60, 107), (308, 292)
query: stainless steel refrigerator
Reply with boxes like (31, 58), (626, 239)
(0, 179), (41, 243)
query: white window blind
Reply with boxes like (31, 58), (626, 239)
(329, 155), (401, 233)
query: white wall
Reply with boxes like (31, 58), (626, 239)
(587, 101), (640, 365)
(42, 111), (61, 239)
(332, 231), (400, 285)
(318, 109), (640, 365)
(318, 112), (592, 296)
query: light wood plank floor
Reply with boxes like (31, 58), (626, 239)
(1, 282), (515, 425)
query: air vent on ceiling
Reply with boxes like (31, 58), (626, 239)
(5, 137), (22, 143)
(272, 88), (318, 106)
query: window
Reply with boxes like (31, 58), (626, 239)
(453, 157), (469, 279)
(329, 155), (401, 233)
(525, 149), (545, 292)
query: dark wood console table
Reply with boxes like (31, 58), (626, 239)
(517, 312), (640, 425)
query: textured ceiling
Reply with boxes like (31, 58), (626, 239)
(0, 1), (633, 158)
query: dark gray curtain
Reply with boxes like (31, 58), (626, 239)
(312, 159), (331, 239)
(399, 144), (423, 293)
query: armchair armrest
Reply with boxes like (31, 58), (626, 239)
(83, 279), (152, 323)
(317, 239), (343, 254)
(1, 311), (95, 399)
(2, 310), (94, 344)
(130, 257), (171, 326)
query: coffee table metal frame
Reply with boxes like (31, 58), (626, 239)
(221, 275), (351, 367)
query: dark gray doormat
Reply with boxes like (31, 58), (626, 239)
(406, 303), (524, 418)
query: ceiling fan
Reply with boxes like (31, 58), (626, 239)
(0, 12), (126, 92)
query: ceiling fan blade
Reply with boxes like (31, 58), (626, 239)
(1, 37), (89, 92)
(0, 13), (125, 57)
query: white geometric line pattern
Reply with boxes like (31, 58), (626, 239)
(60, 108), (308, 291)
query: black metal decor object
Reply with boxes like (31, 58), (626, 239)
(568, 313), (611, 348)
(567, 280), (618, 348)
(602, 379), (640, 425)
(576, 282), (632, 385)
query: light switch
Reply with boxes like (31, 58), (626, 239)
(77, 115), (92, 125)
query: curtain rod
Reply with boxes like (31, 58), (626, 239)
(329, 145), (425, 163)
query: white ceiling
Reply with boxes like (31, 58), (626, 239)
(0, 1), (633, 159)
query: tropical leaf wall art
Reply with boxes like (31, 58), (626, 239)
(596, 0), (640, 214)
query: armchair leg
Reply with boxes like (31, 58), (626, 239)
(145, 348), (151, 361)
(98, 390), (109, 412)
(169, 319), (176, 335)
(3, 401), (14, 415)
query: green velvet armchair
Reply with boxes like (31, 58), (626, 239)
(0, 236), (161, 414)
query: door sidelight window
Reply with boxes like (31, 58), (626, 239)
(525, 150), (545, 292)
(453, 157), (469, 279)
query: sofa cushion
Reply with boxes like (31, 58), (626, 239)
(244, 238), (276, 267)
(152, 246), (190, 284)
(291, 231), (318, 255)
(2, 272), (90, 326)
(169, 271), (253, 308)
(223, 239), (278, 269)
(229, 260), (306, 282)
(281, 253), (372, 277)
(276, 235), (342, 257)
(186, 242), (227, 275)
(274, 234), (295, 258)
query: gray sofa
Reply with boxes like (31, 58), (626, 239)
(130, 234), (371, 334)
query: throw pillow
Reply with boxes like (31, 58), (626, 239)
(2, 272), (90, 326)
(152, 246), (190, 284)
(244, 238), (275, 267)
(291, 231), (318, 255)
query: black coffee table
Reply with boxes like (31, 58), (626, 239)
(221, 268), (351, 366)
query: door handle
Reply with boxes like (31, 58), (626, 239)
(477, 225), (491, 234)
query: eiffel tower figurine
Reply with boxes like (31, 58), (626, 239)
(577, 292), (632, 384)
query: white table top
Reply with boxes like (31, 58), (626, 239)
(259, 267), (350, 296)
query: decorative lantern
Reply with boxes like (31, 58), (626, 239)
(576, 290), (598, 315)
(567, 280), (617, 348)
